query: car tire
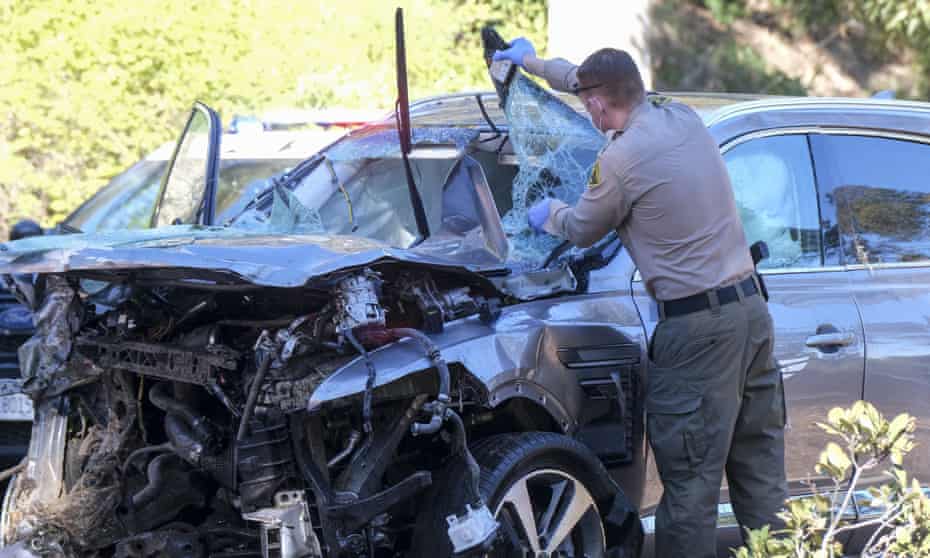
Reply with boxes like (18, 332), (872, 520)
(410, 431), (641, 558)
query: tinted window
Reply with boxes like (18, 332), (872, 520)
(724, 134), (821, 269)
(813, 134), (930, 265)
(64, 161), (166, 233)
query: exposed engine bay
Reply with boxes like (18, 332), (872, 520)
(0, 26), (646, 558)
(2, 267), (502, 557)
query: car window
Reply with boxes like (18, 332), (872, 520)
(724, 134), (822, 270)
(214, 159), (303, 225)
(155, 106), (217, 227)
(64, 161), (167, 233)
(812, 134), (930, 265)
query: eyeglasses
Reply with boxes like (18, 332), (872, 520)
(572, 82), (603, 95)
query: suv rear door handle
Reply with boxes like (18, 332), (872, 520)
(805, 332), (855, 348)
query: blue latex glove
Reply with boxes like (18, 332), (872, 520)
(527, 198), (552, 234)
(492, 37), (536, 69)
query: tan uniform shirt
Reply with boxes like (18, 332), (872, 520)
(526, 57), (754, 301)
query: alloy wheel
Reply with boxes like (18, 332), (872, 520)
(492, 468), (605, 558)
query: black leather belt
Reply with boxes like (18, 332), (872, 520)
(659, 276), (759, 319)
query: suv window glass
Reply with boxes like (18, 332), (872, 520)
(813, 134), (930, 265)
(724, 134), (821, 269)
(214, 159), (303, 225)
(64, 161), (166, 232)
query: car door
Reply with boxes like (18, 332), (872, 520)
(811, 131), (930, 492)
(708, 132), (865, 552)
(630, 131), (865, 551)
(150, 102), (222, 228)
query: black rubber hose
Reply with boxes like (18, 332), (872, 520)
(149, 382), (215, 444)
(237, 354), (273, 441)
(122, 443), (173, 474)
(389, 328), (450, 403)
(345, 328), (377, 436)
(288, 414), (331, 503)
(165, 413), (205, 467)
(149, 382), (197, 424)
(131, 453), (174, 509)
(447, 410), (482, 506)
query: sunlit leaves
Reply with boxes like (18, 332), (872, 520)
(734, 403), (924, 558)
(0, 0), (547, 236)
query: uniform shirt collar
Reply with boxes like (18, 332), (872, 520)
(622, 98), (650, 131)
(604, 98), (650, 141)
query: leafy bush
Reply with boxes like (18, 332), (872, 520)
(0, 0), (546, 237)
(701, 0), (930, 91)
(734, 401), (929, 558)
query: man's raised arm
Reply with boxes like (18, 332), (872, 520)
(493, 38), (580, 93)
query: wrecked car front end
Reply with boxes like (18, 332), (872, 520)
(0, 234), (510, 556)
(0, 226), (641, 557)
(0, 27), (645, 556)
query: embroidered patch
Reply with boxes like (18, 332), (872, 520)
(588, 161), (601, 188)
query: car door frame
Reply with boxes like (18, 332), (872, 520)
(716, 128), (866, 543)
(807, 126), (930, 534)
(626, 126), (868, 551)
(149, 101), (222, 228)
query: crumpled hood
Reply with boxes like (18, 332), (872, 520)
(0, 225), (506, 288)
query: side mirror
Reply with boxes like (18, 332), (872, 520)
(151, 102), (221, 228)
(9, 219), (43, 241)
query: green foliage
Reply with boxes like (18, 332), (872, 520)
(705, 0), (930, 93)
(0, 0), (546, 237)
(651, 1), (806, 96)
(701, 0), (749, 24)
(733, 401), (928, 558)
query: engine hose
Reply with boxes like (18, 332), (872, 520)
(165, 413), (205, 467)
(131, 452), (174, 509)
(388, 328), (450, 403)
(447, 410), (482, 506)
(327, 429), (361, 469)
(237, 353), (273, 441)
(344, 328), (376, 436)
(149, 382), (215, 444)
(121, 443), (173, 474)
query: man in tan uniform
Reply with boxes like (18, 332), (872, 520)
(494, 40), (787, 557)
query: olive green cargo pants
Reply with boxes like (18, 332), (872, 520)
(648, 292), (787, 558)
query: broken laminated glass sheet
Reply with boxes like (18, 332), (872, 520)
(231, 182), (324, 234)
(500, 74), (606, 262)
(325, 127), (478, 161)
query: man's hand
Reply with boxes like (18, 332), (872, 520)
(527, 198), (552, 233)
(492, 37), (536, 69)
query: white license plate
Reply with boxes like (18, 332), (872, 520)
(0, 381), (32, 421)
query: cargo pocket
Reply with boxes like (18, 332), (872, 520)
(646, 369), (707, 479)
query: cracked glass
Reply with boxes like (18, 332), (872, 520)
(499, 74), (606, 262)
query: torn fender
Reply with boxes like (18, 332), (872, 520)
(307, 314), (576, 430)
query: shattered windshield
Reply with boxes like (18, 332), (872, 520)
(500, 74), (606, 262)
(230, 127), (477, 248)
(228, 75), (603, 263)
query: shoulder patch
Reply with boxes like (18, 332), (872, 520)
(588, 161), (601, 188)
